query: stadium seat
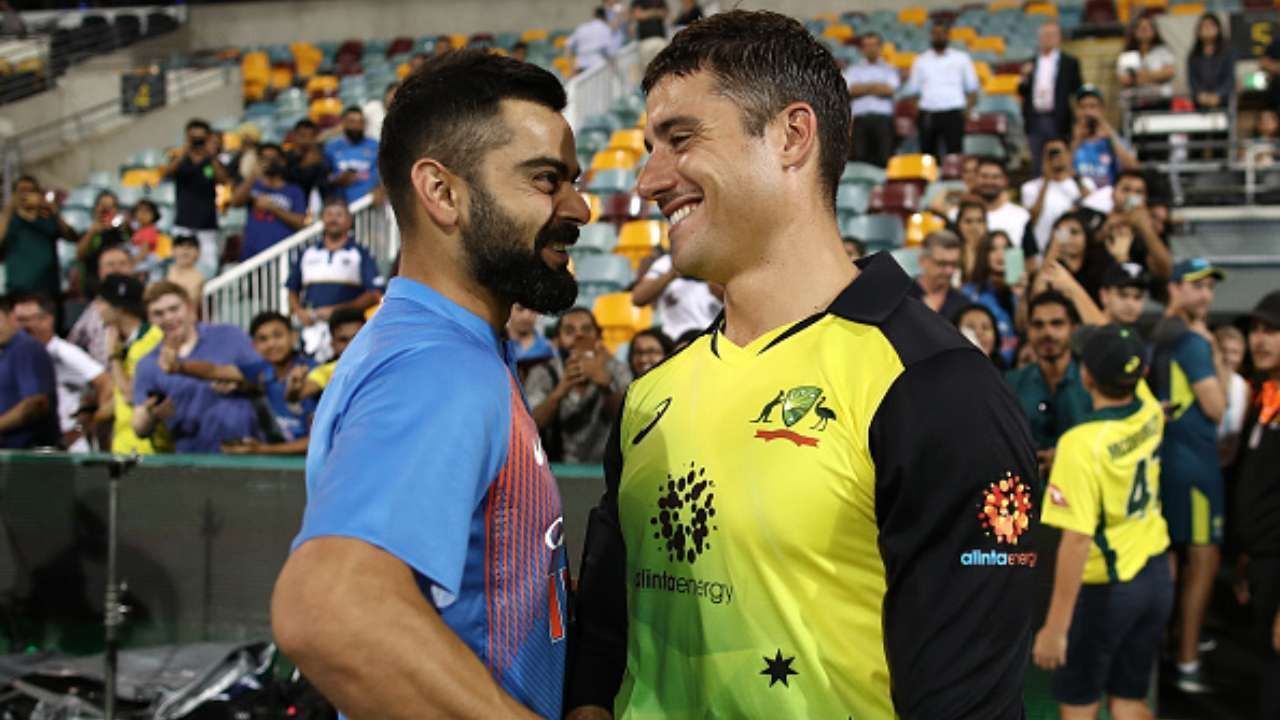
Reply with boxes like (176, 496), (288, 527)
(975, 94), (1023, 125)
(270, 65), (294, 91)
(963, 134), (1006, 158)
(970, 36), (1007, 56)
(890, 52), (917, 74)
(1170, 2), (1205, 13)
(904, 211), (947, 246)
(822, 24), (856, 43)
(973, 60), (993, 84)
(988, 0), (1020, 9)
(869, 182), (922, 219)
(581, 192), (604, 224)
(966, 112), (1009, 136)
(591, 149), (638, 172)
(1026, 2), (1059, 16)
(149, 183), (176, 205)
(841, 162), (887, 187)
(575, 223), (619, 256)
(898, 7), (928, 26)
(887, 154), (939, 183)
(65, 186), (99, 210)
(949, 26), (979, 44)
(61, 208), (92, 234)
(121, 168), (161, 188)
(521, 28), (550, 42)
(309, 97), (343, 124)
(553, 57), (574, 77)
(574, 254), (634, 295)
(117, 185), (145, 206)
(842, 214), (905, 249)
(588, 169), (637, 197)
(922, 179), (968, 207)
(1084, 0), (1120, 24)
(306, 75), (338, 98)
(616, 220), (668, 269)
(940, 153), (967, 180)
(601, 192), (646, 225)
(837, 184), (871, 214)
(594, 293), (653, 353)
(606, 129), (646, 159)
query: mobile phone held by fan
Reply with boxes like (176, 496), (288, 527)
(1004, 246), (1026, 286)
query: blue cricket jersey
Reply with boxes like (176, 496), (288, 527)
(293, 277), (568, 718)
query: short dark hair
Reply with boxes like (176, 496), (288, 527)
(842, 236), (866, 257)
(293, 119), (318, 132)
(322, 195), (350, 212)
(329, 307), (367, 333)
(859, 31), (881, 43)
(132, 199), (160, 220)
(250, 310), (292, 337)
(642, 10), (851, 212)
(257, 142), (284, 156)
(1028, 289), (1081, 325)
(512, 41), (528, 52)
(1116, 169), (1147, 188)
(95, 189), (118, 206)
(342, 106), (364, 117)
(185, 118), (211, 134)
(11, 292), (56, 317)
(975, 156), (1006, 175)
(13, 174), (38, 191)
(556, 307), (600, 335)
(379, 48), (566, 231)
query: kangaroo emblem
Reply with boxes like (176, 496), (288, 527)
(752, 390), (785, 423)
(810, 397), (836, 431)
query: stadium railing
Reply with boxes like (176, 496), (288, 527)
(565, 41), (640, 132)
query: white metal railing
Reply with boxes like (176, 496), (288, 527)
(564, 41), (641, 132)
(202, 194), (399, 329)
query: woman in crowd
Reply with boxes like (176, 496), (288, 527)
(1117, 15), (1176, 110)
(962, 230), (1020, 365)
(1188, 13), (1234, 112)
(1243, 109), (1278, 167)
(1024, 212), (1107, 327)
(628, 328), (674, 379)
(953, 197), (988, 282)
(953, 303), (1005, 370)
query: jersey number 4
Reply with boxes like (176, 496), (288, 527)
(1126, 458), (1155, 518)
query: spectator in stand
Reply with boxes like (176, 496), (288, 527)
(842, 236), (865, 263)
(1098, 262), (1149, 327)
(13, 293), (112, 452)
(908, 230), (968, 318)
(76, 189), (130, 296)
(1116, 15), (1176, 111)
(627, 327), (673, 378)
(0, 294), (58, 449)
(325, 107), (380, 204)
(1019, 22), (1083, 175)
(232, 143), (309, 261)
(99, 274), (167, 453)
(905, 19), (979, 160)
(1213, 324), (1250, 466)
(167, 235), (205, 309)
(844, 32), (899, 168)
(286, 198), (380, 361)
(962, 230), (1020, 365)
(228, 122), (262, 184)
(1082, 170), (1173, 281)
(567, 7), (620, 75)
(1150, 258), (1231, 693)
(673, 0), (703, 28)
(363, 82), (397, 142)
(1028, 212), (1109, 321)
(160, 310), (315, 456)
(287, 119), (329, 203)
(631, 249), (722, 341)
(1007, 290), (1092, 474)
(1021, 138), (1095, 256)
(0, 175), (78, 302)
(971, 157), (1030, 249)
(1243, 109), (1278, 167)
(432, 34), (454, 57)
(163, 118), (228, 277)
(1263, 33), (1280, 112)
(928, 155), (980, 216)
(69, 245), (135, 365)
(632, 0), (669, 68)
(510, 42), (528, 63)
(1188, 14), (1234, 112)
(132, 281), (263, 454)
(953, 197), (988, 278)
(1071, 86), (1139, 189)
(507, 302), (554, 367)
(130, 199), (167, 258)
(954, 303), (1005, 369)
(286, 308), (366, 404)
(525, 307), (631, 464)
(1232, 290), (1280, 719)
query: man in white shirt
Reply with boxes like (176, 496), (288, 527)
(1021, 138), (1095, 255)
(361, 82), (397, 142)
(905, 20), (979, 159)
(13, 294), (112, 452)
(1018, 23), (1082, 175)
(844, 32), (900, 168)
(630, 252), (722, 342)
(567, 7), (621, 75)
(974, 156), (1030, 246)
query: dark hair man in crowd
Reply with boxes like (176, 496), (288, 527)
(0, 294), (58, 449)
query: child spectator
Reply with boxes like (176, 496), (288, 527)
(166, 235), (204, 310)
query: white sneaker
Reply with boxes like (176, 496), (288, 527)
(1176, 667), (1212, 694)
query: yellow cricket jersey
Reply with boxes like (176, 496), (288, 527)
(111, 324), (171, 454)
(307, 361), (337, 390)
(1041, 384), (1170, 584)
(569, 254), (1040, 720)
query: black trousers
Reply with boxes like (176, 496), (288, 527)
(919, 109), (965, 160)
(852, 113), (895, 168)
(1026, 112), (1061, 176)
(1249, 556), (1280, 719)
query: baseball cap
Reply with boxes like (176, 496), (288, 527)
(1248, 290), (1280, 328)
(1101, 262), (1149, 291)
(1076, 84), (1103, 102)
(1171, 257), (1226, 283)
(99, 274), (144, 309)
(1076, 324), (1147, 391)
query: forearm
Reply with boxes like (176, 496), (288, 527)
(1139, 226), (1172, 278)
(631, 273), (674, 306)
(1112, 137), (1139, 170)
(531, 388), (565, 429)
(91, 376), (114, 425)
(132, 405), (157, 437)
(1043, 531), (1091, 632)
(276, 208), (308, 230)
(333, 290), (380, 312)
(0, 396), (49, 433)
(230, 179), (254, 207)
(176, 359), (243, 382)
(252, 437), (310, 455)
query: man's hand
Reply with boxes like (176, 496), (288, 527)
(1105, 224), (1134, 263)
(158, 345), (180, 374)
(335, 169), (358, 187)
(1273, 608), (1280, 653)
(145, 394), (175, 421)
(253, 195), (275, 213)
(1036, 448), (1056, 476)
(578, 342), (613, 387)
(223, 437), (262, 455)
(1032, 624), (1068, 670)
(285, 365), (309, 401)
(315, 306), (334, 322)
(558, 356), (589, 394)
(211, 379), (240, 395)
(296, 308), (314, 326)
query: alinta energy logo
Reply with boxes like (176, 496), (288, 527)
(650, 461), (718, 564)
(749, 385), (836, 448)
(961, 471), (1038, 569)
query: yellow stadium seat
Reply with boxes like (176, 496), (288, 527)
(970, 36), (1006, 55)
(309, 97), (343, 123)
(1026, 2), (1059, 16)
(949, 26), (979, 44)
(636, 111), (647, 129)
(607, 128), (646, 158)
(240, 51), (268, 82)
(891, 53), (917, 73)
(306, 75), (338, 98)
(1170, 2), (1205, 13)
(15, 58), (42, 74)
(822, 24), (856, 43)
(814, 12), (839, 23)
(1135, 0), (1168, 8)
(887, 154), (939, 183)
(898, 7), (928, 26)
(988, 0), (1019, 10)
(974, 60), (993, 84)
(905, 212), (946, 247)
(269, 66), (294, 91)
(583, 192), (603, 224)
(154, 232), (173, 259)
(222, 131), (242, 152)
(615, 220), (668, 269)
(593, 293), (653, 353)
(553, 56), (574, 77)
(121, 168), (162, 188)
(984, 74), (1021, 96)
(449, 33), (468, 50)
(397, 62), (411, 80)
(591, 149), (638, 171)
(554, 36), (568, 49)
(521, 28), (550, 42)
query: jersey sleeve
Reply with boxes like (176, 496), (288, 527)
(565, 399), (629, 710)
(57, 341), (105, 385)
(1177, 334), (1216, 384)
(13, 341), (56, 403)
(869, 348), (1038, 720)
(1040, 430), (1101, 537)
(293, 346), (510, 598)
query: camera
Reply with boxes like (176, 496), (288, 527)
(190, 136), (206, 149)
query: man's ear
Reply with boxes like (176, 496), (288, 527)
(775, 101), (819, 173)
(411, 159), (463, 230)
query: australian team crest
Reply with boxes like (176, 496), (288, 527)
(751, 385), (835, 447)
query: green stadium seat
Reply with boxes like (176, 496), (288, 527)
(65, 186), (100, 210)
(60, 208), (92, 233)
(588, 169), (637, 195)
(837, 184), (871, 214)
(842, 213), (904, 249)
(963, 134), (1006, 158)
(574, 254), (634, 295)
(573, 223), (619, 257)
(87, 171), (115, 190)
(841, 162), (887, 187)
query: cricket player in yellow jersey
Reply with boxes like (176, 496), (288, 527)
(567, 11), (1040, 719)
(1034, 325), (1173, 720)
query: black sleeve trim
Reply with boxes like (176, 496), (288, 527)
(565, 397), (629, 710)
(870, 348), (1039, 720)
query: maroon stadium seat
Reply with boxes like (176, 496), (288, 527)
(869, 181), (923, 220)
(965, 113), (1009, 136)
(941, 153), (966, 180)
(1084, 0), (1119, 24)
(387, 36), (414, 57)
(601, 192), (645, 226)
